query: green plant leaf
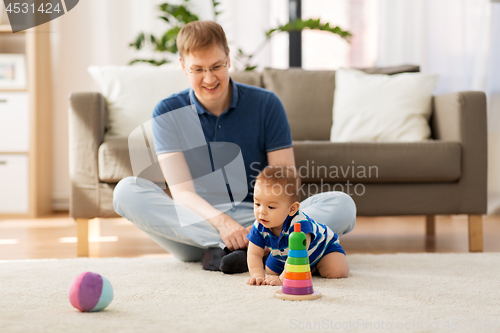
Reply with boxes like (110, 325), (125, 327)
(211, 0), (221, 18)
(130, 1), (201, 64)
(264, 18), (351, 42)
(159, 16), (170, 23)
(128, 59), (170, 66)
(158, 3), (199, 24)
(266, 28), (277, 37)
(129, 32), (146, 50)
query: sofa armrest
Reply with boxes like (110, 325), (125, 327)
(431, 91), (487, 213)
(68, 92), (106, 217)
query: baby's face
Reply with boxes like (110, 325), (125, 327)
(253, 180), (296, 232)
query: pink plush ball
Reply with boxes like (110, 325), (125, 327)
(68, 272), (114, 312)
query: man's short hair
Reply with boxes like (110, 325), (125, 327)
(256, 165), (301, 203)
(177, 20), (229, 59)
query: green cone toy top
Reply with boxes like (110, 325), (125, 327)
(289, 222), (306, 250)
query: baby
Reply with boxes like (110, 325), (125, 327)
(246, 165), (349, 286)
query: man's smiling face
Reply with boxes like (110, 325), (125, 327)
(181, 46), (230, 110)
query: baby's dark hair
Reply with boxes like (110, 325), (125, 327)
(255, 165), (301, 203)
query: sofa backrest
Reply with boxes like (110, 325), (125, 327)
(230, 71), (263, 87)
(262, 68), (337, 141)
(231, 65), (420, 141)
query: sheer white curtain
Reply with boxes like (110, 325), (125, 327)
(488, 3), (500, 214)
(377, 0), (500, 214)
(301, 0), (379, 70)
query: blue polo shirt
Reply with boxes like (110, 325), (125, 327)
(152, 78), (293, 202)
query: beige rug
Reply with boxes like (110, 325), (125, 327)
(1, 253), (499, 333)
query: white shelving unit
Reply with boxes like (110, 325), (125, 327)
(0, 23), (52, 217)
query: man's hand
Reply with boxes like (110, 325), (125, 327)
(216, 216), (250, 251)
(247, 277), (266, 285)
(264, 275), (282, 286)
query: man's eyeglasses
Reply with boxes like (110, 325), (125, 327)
(185, 61), (228, 76)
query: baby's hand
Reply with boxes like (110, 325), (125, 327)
(247, 277), (266, 286)
(264, 275), (282, 286)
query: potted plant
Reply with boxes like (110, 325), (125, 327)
(129, 0), (351, 70)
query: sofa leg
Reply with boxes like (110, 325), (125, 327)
(425, 215), (436, 236)
(468, 215), (483, 252)
(76, 218), (90, 257)
(89, 218), (101, 253)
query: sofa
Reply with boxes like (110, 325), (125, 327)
(69, 65), (487, 256)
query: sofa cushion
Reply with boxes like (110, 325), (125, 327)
(331, 68), (439, 142)
(262, 65), (420, 141)
(293, 141), (461, 183)
(99, 138), (461, 184)
(98, 138), (133, 182)
(98, 138), (166, 184)
(88, 63), (191, 140)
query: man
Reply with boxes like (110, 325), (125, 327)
(113, 20), (356, 273)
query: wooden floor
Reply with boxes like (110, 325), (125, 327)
(0, 213), (499, 260)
